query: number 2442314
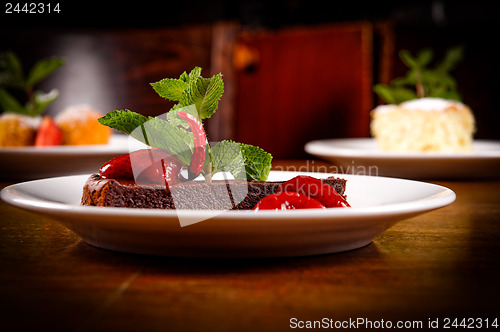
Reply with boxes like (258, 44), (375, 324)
(5, 3), (61, 14)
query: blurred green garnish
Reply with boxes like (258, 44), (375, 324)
(0, 51), (65, 116)
(374, 45), (464, 104)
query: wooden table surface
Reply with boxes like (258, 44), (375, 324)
(1, 160), (500, 332)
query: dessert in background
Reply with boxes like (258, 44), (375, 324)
(55, 105), (111, 145)
(0, 105), (111, 147)
(0, 51), (110, 147)
(371, 46), (476, 152)
(0, 113), (39, 147)
(371, 98), (475, 152)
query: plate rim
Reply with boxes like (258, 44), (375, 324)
(0, 134), (129, 155)
(305, 138), (500, 159)
(1, 171), (456, 221)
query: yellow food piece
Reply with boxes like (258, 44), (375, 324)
(370, 98), (476, 152)
(0, 113), (39, 147)
(55, 105), (111, 145)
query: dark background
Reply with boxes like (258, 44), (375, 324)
(2, 1), (499, 157)
(1, 1), (497, 31)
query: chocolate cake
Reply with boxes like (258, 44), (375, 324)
(81, 174), (347, 210)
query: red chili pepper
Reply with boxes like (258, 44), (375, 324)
(177, 111), (207, 178)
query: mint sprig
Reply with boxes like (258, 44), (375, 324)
(151, 67), (223, 120)
(0, 51), (65, 116)
(374, 45), (464, 104)
(99, 68), (272, 182)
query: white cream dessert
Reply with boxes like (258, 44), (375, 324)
(370, 97), (476, 152)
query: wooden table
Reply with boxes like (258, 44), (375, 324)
(1, 160), (500, 331)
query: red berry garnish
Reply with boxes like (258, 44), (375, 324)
(253, 191), (326, 210)
(99, 148), (182, 185)
(35, 116), (63, 147)
(276, 175), (350, 208)
(136, 155), (182, 185)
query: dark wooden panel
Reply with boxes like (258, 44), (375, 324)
(233, 22), (374, 158)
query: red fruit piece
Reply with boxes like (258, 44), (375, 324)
(99, 148), (182, 185)
(136, 155), (182, 185)
(35, 116), (63, 147)
(100, 153), (134, 179)
(276, 175), (350, 208)
(253, 191), (326, 211)
(177, 111), (207, 178)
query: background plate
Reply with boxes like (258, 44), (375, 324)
(0, 135), (129, 180)
(305, 138), (500, 179)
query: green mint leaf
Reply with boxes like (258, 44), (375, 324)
(211, 140), (272, 181)
(26, 56), (65, 89)
(391, 72), (416, 87)
(0, 88), (25, 113)
(415, 48), (433, 67)
(138, 117), (194, 165)
(150, 78), (188, 101)
(187, 66), (202, 83)
(28, 89), (59, 116)
(373, 84), (417, 105)
(435, 45), (464, 73)
(179, 70), (189, 82)
(166, 104), (200, 129)
(0, 51), (25, 89)
(199, 73), (224, 119)
(98, 109), (152, 143)
(98, 109), (195, 166)
(399, 50), (417, 69)
(179, 71), (224, 120)
(211, 140), (246, 179)
(239, 143), (273, 181)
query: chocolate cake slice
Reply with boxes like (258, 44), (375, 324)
(81, 174), (347, 210)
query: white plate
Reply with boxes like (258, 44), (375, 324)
(1, 171), (455, 257)
(0, 135), (129, 180)
(305, 138), (500, 179)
